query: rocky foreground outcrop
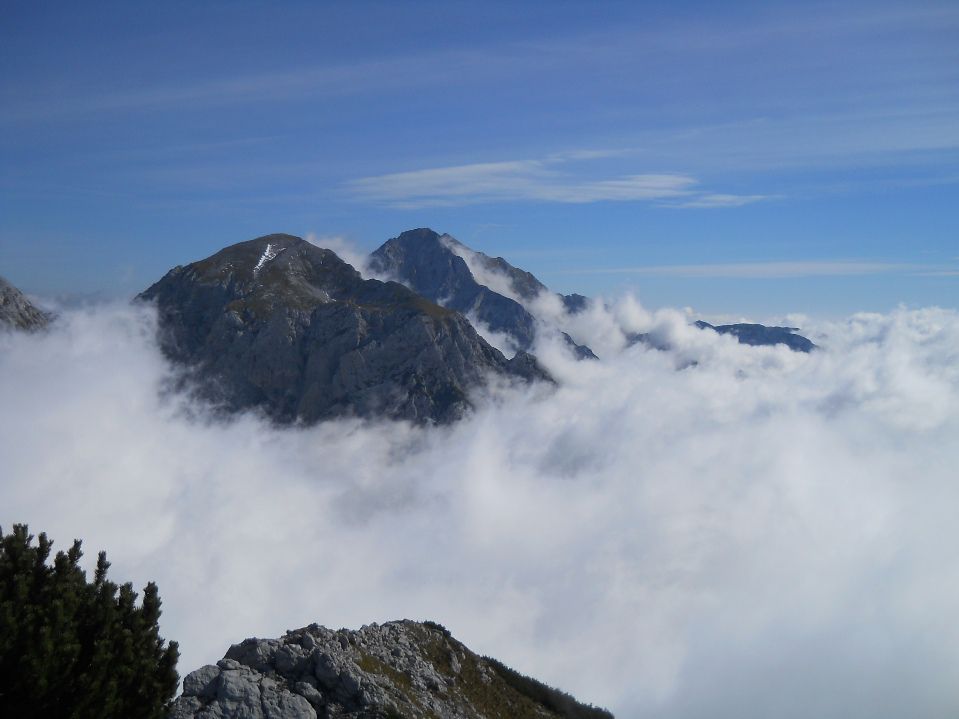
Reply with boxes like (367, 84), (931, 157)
(138, 235), (549, 424)
(171, 620), (612, 719)
(0, 275), (51, 331)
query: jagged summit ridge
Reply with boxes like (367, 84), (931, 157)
(138, 234), (549, 425)
(369, 229), (596, 359)
(171, 619), (613, 719)
(0, 275), (52, 331)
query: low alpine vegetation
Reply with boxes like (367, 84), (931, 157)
(0, 524), (179, 718)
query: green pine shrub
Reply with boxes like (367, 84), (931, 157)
(484, 656), (614, 719)
(0, 524), (179, 718)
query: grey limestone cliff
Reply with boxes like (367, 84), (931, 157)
(138, 234), (549, 425)
(171, 620), (612, 719)
(0, 276), (51, 331)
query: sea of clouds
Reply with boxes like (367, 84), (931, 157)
(2, 295), (959, 718)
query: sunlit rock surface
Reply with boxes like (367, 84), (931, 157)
(171, 620), (613, 719)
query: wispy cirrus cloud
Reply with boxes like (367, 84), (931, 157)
(672, 193), (771, 208)
(345, 154), (765, 209)
(575, 261), (946, 279)
(0, 52), (489, 124)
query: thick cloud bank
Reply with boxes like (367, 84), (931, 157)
(2, 301), (959, 718)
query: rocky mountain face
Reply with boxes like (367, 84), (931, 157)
(694, 321), (816, 352)
(369, 229), (596, 359)
(138, 234), (549, 425)
(0, 276), (51, 331)
(171, 620), (612, 719)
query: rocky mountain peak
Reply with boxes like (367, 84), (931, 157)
(175, 234), (357, 305)
(138, 235), (550, 425)
(370, 230), (596, 359)
(371, 228), (551, 305)
(395, 227), (445, 244)
(370, 228), (477, 304)
(172, 620), (613, 719)
(0, 276), (52, 332)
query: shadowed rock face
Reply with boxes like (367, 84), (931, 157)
(171, 620), (613, 719)
(0, 276), (51, 331)
(369, 229), (596, 359)
(138, 234), (549, 425)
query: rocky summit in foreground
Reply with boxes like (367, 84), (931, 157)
(0, 275), (51, 331)
(171, 620), (612, 719)
(138, 234), (549, 425)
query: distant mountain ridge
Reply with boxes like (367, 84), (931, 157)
(694, 320), (816, 352)
(134, 228), (815, 425)
(171, 619), (613, 719)
(369, 229), (815, 355)
(0, 276), (51, 331)
(138, 234), (549, 425)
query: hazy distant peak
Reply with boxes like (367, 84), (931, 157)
(695, 320), (816, 352)
(0, 275), (52, 332)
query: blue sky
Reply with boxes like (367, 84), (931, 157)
(1, 0), (957, 317)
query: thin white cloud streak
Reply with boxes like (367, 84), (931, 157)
(440, 236), (529, 305)
(5, 2), (953, 130)
(0, 51), (500, 124)
(4, 0), (954, 213)
(346, 155), (763, 209)
(5, 3), (956, 209)
(629, 110), (959, 178)
(673, 193), (771, 208)
(572, 261), (936, 279)
(2, 302), (959, 717)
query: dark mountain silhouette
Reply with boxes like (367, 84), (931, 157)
(694, 321), (816, 352)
